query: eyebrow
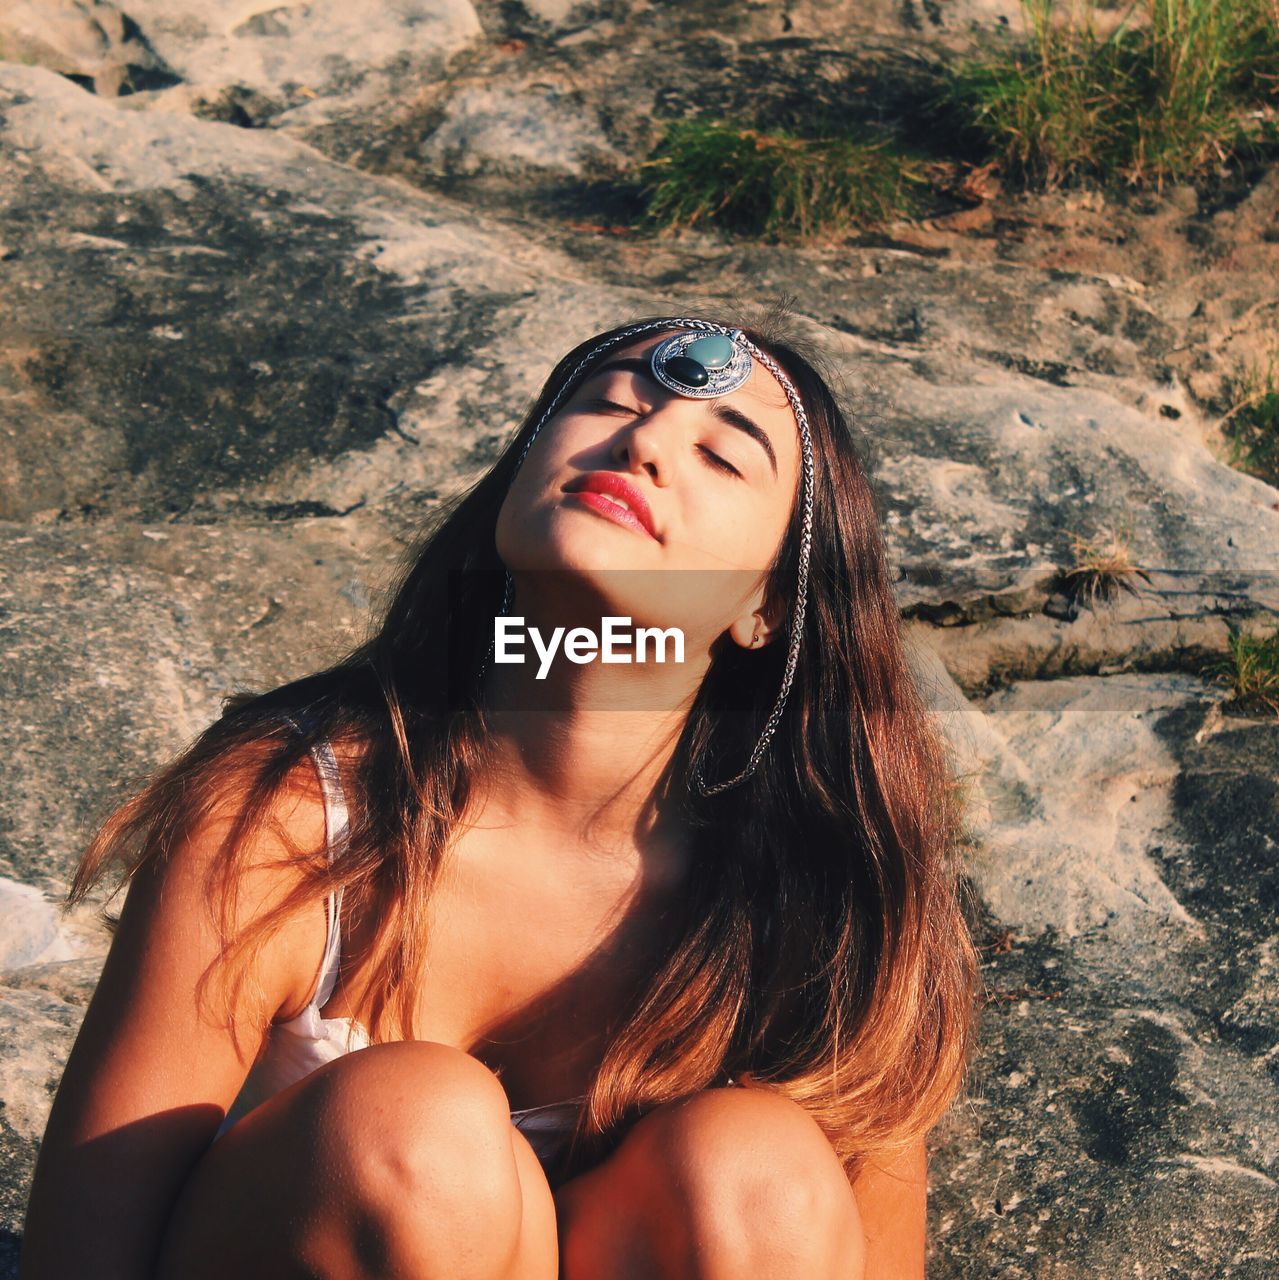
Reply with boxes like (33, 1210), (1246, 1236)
(580, 357), (779, 478)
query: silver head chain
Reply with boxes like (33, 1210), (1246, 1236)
(483, 317), (816, 798)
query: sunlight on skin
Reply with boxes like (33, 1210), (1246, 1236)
(850, 1141), (928, 1280)
(546, 1090), (928, 1279)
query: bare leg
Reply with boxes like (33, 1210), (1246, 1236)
(555, 1087), (865, 1280)
(155, 1041), (558, 1280)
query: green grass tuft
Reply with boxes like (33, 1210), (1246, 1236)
(631, 1), (1279, 238)
(638, 120), (932, 242)
(1220, 353), (1279, 486)
(1211, 621), (1279, 714)
(935, 0), (1279, 190)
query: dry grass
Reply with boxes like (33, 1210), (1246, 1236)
(1059, 520), (1152, 610)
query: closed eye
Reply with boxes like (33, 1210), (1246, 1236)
(697, 447), (742, 478)
(586, 398), (639, 416)
(585, 399), (744, 479)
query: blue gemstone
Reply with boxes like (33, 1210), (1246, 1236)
(665, 355), (709, 388)
(684, 335), (736, 371)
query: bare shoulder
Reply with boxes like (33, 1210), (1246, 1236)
(124, 740), (338, 1025)
(210, 741), (345, 1013)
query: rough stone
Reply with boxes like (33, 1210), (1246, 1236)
(416, 83), (621, 179)
(0, 0), (180, 98)
(2, 3), (1278, 1275)
(119, 0), (482, 126)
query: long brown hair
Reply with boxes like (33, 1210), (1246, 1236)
(68, 307), (978, 1182)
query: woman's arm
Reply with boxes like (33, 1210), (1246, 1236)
(20, 771), (330, 1280)
(850, 1138), (928, 1280)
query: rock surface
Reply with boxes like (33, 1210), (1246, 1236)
(2, 2), (1277, 1276)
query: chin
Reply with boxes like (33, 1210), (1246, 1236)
(510, 558), (679, 629)
(539, 510), (661, 566)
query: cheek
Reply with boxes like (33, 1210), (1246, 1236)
(493, 431), (599, 570)
(689, 495), (790, 570)
(512, 423), (579, 494)
(494, 456), (545, 561)
(499, 436), (560, 518)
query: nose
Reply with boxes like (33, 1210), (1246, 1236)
(608, 401), (692, 484)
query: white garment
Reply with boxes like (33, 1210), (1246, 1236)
(213, 736), (584, 1169)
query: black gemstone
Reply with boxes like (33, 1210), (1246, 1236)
(665, 356), (709, 388)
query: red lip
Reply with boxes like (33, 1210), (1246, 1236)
(565, 472), (660, 541)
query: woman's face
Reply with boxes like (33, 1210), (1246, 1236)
(495, 331), (803, 653)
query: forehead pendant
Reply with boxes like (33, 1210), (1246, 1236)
(650, 329), (753, 399)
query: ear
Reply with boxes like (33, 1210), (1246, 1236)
(727, 593), (788, 651)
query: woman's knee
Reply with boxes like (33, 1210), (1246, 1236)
(160, 1040), (532, 1280)
(599, 1087), (865, 1279)
(310, 1040), (516, 1176)
(302, 1041), (527, 1257)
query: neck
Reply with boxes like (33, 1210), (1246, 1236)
(473, 649), (703, 868)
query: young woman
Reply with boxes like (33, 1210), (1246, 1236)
(21, 312), (978, 1280)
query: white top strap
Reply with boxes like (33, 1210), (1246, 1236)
(308, 737), (351, 1011)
